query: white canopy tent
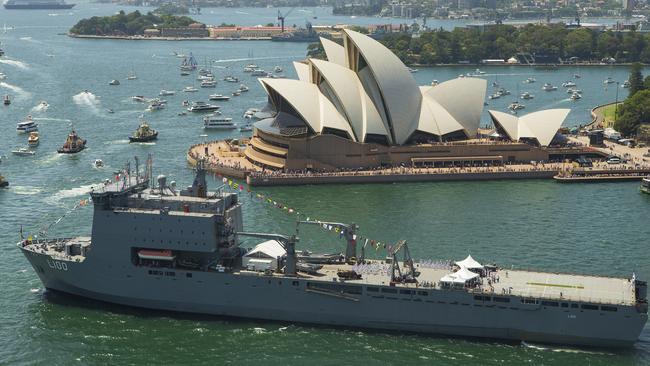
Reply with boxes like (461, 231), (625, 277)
(455, 255), (483, 270)
(440, 266), (480, 285)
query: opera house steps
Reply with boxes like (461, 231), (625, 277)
(250, 136), (288, 157)
(244, 144), (286, 169)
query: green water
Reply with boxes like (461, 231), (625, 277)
(1, 4), (649, 365)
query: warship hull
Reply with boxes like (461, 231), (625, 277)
(21, 248), (647, 348)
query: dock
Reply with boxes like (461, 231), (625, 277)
(554, 169), (650, 183)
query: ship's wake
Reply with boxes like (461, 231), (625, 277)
(10, 185), (42, 195)
(0, 58), (30, 70)
(31, 101), (49, 113)
(520, 341), (614, 355)
(0, 81), (32, 99)
(44, 184), (95, 206)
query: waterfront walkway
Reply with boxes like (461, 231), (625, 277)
(187, 138), (650, 186)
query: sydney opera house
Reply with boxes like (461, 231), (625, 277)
(243, 29), (576, 171)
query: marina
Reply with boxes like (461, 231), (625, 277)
(0, 4), (649, 365)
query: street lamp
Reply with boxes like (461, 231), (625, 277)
(614, 81), (619, 128)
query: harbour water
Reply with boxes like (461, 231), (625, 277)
(1, 4), (649, 365)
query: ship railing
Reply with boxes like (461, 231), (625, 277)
(467, 285), (632, 306)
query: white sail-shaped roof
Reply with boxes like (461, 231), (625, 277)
(293, 61), (310, 83)
(310, 58), (387, 142)
(488, 109), (570, 147)
(344, 29), (421, 145)
(417, 86), (466, 137)
(320, 37), (346, 67)
(424, 78), (487, 137)
(260, 78), (355, 141)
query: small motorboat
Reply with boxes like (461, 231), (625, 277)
(239, 84), (249, 92)
(232, 91), (241, 96)
(520, 92), (534, 100)
(570, 91), (582, 100)
(524, 77), (536, 83)
(562, 81), (576, 88)
(12, 147), (35, 156)
(622, 80), (631, 88)
(542, 83), (557, 91)
(159, 90), (175, 96)
(603, 77), (616, 84)
(147, 99), (166, 111)
(3, 95), (10, 105)
(239, 124), (253, 132)
(274, 66), (283, 73)
(209, 94), (230, 101)
(93, 159), (104, 168)
(183, 86), (198, 93)
(509, 101), (525, 111)
(106, 109), (114, 114)
(132, 95), (147, 103)
(201, 80), (217, 88)
(109, 79), (120, 86)
(224, 76), (239, 83)
(27, 132), (39, 147)
(180, 71), (190, 76)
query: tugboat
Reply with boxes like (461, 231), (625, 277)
(129, 120), (158, 143)
(3, 95), (10, 105)
(27, 131), (39, 147)
(57, 129), (86, 154)
(641, 175), (650, 194)
(0, 174), (8, 188)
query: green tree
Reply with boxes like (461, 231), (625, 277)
(615, 89), (650, 136)
(564, 28), (593, 60)
(628, 62), (644, 97)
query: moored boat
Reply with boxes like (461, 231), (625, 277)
(641, 175), (650, 194)
(203, 116), (235, 129)
(187, 101), (220, 113)
(209, 94), (230, 101)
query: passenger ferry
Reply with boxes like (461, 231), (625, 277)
(16, 116), (38, 134)
(203, 116), (235, 129)
(188, 101), (220, 113)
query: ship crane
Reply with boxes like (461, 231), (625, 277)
(296, 220), (358, 263)
(277, 7), (295, 33)
(390, 240), (419, 284)
(235, 232), (298, 276)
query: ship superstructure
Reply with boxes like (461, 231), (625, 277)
(18, 157), (648, 348)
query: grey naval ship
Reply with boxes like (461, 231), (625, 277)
(19, 157), (648, 348)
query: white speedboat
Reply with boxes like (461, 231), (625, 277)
(243, 108), (259, 118)
(524, 77), (536, 83)
(12, 147), (35, 156)
(431, 80), (439, 86)
(224, 76), (239, 83)
(622, 80), (631, 88)
(488, 93), (500, 100)
(159, 90), (175, 96)
(542, 83), (557, 91)
(203, 116), (235, 129)
(132, 95), (147, 102)
(109, 79), (120, 85)
(408, 67), (418, 73)
(183, 86), (198, 93)
(239, 124), (253, 132)
(520, 92), (534, 100)
(566, 88), (582, 94)
(239, 84), (249, 92)
(251, 69), (267, 76)
(93, 159), (104, 168)
(570, 91), (582, 100)
(197, 74), (214, 81)
(604, 77), (616, 84)
(232, 91), (241, 96)
(209, 94), (230, 101)
(188, 101), (220, 112)
(274, 66), (283, 73)
(147, 100), (166, 111)
(509, 101), (525, 111)
(474, 68), (485, 75)
(562, 81), (576, 87)
(201, 80), (217, 88)
(16, 117), (38, 134)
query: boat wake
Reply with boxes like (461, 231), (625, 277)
(0, 81), (31, 99)
(103, 139), (130, 145)
(520, 341), (614, 355)
(0, 58), (30, 70)
(212, 55), (302, 63)
(45, 184), (95, 206)
(72, 91), (101, 113)
(235, 10), (251, 15)
(10, 185), (42, 195)
(32, 117), (71, 123)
